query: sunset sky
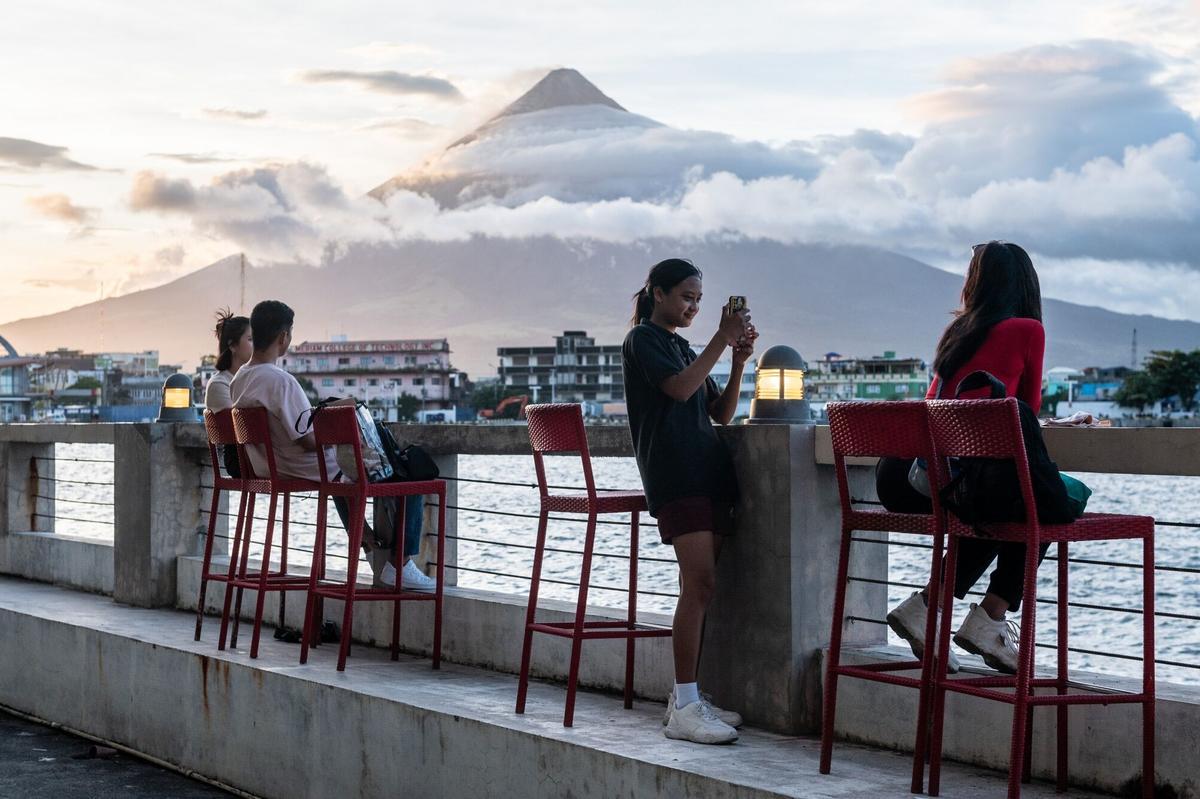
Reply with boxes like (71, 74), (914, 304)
(3, 1), (1200, 327)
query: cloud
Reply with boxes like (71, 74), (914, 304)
(149, 152), (239, 164)
(0, 136), (99, 171)
(129, 171), (197, 211)
(202, 107), (268, 121)
(155, 244), (186, 266)
(359, 118), (442, 138)
(299, 69), (463, 100)
(126, 40), (1200, 326)
(26, 193), (94, 224)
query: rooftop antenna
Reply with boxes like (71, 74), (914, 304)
(1131, 328), (1138, 369)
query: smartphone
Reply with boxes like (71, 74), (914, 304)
(726, 295), (746, 315)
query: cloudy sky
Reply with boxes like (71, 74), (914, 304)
(3, 0), (1200, 326)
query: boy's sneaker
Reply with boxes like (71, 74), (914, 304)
(401, 559), (436, 591)
(953, 604), (1020, 674)
(885, 591), (960, 674)
(662, 688), (743, 728)
(663, 700), (739, 744)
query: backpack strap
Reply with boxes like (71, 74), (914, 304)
(954, 370), (1007, 400)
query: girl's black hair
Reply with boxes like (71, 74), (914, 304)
(213, 308), (251, 372)
(933, 241), (1043, 381)
(630, 258), (702, 327)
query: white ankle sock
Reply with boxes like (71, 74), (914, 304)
(675, 682), (700, 709)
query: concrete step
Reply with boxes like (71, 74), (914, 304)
(0, 577), (1107, 799)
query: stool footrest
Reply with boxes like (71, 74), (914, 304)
(226, 575), (311, 591)
(312, 584), (438, 602)
(528, 621), (672, 640)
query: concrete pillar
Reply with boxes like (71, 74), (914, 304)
(113, 424), (204, 607)
(2, 441), (55, 535)
(699, 424), (886, 735)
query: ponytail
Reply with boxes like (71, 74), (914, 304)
(629, 258), (702, 328)
(630, 285), (655, 328)
(213, 308), (250, 373)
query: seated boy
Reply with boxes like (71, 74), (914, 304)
(230, 299), (434, 590)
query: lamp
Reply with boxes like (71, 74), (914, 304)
(156, 373), (198, 423)
(747, 345), (811, 424)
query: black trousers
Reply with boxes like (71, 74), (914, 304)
(875, 457), (1047, 612)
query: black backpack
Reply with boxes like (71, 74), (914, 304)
(375, 423), (440, 481)
(937, 371), (1077, 528)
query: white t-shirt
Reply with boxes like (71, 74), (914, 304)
(204, 370), (234, 412)
(229, 362), (335, 481)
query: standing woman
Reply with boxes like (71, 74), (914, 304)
(206, 309), (253, 475)
(882, 241), (1047, 675)
(622, 258), (755, 744)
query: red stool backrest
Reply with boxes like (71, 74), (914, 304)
(826, 400), (941, 516)
(312, 405), (363, 484)
(525, 403), (596, 498)
(231, 406), (277, 480)
(203, 409), (238, 482)
(925, 397), (1037, 526)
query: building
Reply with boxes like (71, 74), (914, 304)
(497, 331), (624, 404)
(0, 335), (33, 422)
(806, 351), (930, 403)
(280, 338), (460, 412)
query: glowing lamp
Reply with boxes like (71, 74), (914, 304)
(157, 373), (198, 423)
(747, 345), (811, 424)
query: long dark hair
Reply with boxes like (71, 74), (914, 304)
(630, 258), (702, 327)
(933, 241), (1042, 381)
(213, 308), (250, 372)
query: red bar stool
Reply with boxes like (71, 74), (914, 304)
(196, 409), (249, 642)
(925, 398), (1155, 799)
(218, 406), (318, 658)
(514, 403), (671, 727)
(820, 400), (949, 792)
(298, 405), (446, 672)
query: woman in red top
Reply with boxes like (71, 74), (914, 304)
(883, 241), (1047, 674)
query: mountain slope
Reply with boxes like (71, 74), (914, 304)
(3, 240), (1195, 376)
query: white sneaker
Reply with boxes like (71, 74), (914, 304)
(400, 559), (436, 591)
(885, 591), (961, 674)
(663, 700), (738, 744)
(953, 603), (1020, 674)
(662, 688), (743, 728)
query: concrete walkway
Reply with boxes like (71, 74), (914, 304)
(0, 577), (1111, 799)
(0, 711), (228, 798)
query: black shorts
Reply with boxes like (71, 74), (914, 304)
(655, 496), (735, 544)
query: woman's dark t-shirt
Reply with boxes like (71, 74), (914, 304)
(622, 320), (738, 515)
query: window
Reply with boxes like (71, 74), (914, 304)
(383, 356), (395, 365)
(368, 379), (378, 387)
(412, 378), (424, 386)
(359, 357), (370, 367)
(431, 377), (441, 385)
(405, 356), (417, 366)
(317, 358), (329, 369)
(865, 384), (881, 395)
(345, 378), (357, 387)
(337, 357), (349, 366)
(321, 378), (334, 387)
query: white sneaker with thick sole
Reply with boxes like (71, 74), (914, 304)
(663, 700), (739, 744)
(401, 559), (437, 591)
(662, 688), (743, 728)
(885, 591), (961, 674)
(953, 603), (1020, 674)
